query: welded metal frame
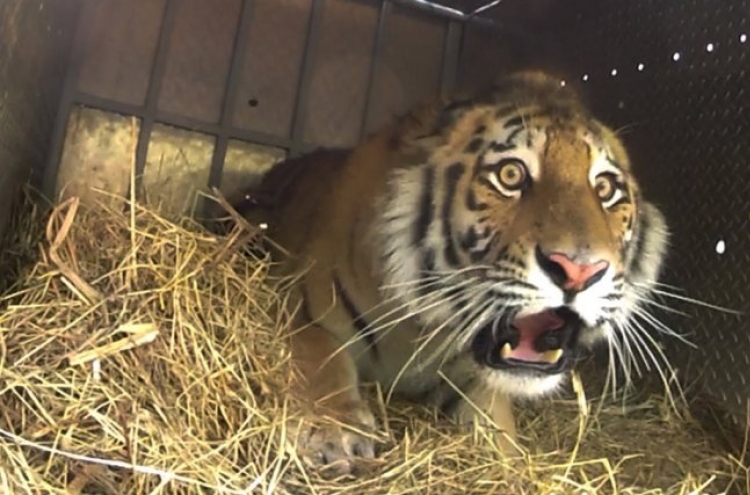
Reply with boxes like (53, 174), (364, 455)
(392, 0), (501, 23)
(360, 0), (393, 140)
(133, 0), (178, 195)
(209, 0), (256, 190)
(288, 0), (326, 159)
(42, 0), (509, 202)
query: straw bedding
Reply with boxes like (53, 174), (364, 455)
(0, 192), (747, 494)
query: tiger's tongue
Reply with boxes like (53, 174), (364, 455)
(505, 310), (564, 362)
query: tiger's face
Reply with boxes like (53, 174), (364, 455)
(379, 75), (668, 399)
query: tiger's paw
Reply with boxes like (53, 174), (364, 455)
(293, 401), (377, 475)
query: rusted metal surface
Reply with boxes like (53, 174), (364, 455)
(55, 106), (139, 207)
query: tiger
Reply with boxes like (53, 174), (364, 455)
(218, 70), (669, 472)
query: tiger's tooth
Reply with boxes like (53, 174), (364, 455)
(541, 348), (564, 364)
(500, 342), (512, 359)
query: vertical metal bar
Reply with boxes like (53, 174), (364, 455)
(41, 2), (88, 203)
(133, 0), (180, 199)
(439, 19), (463, 97)
(288, 0), (326, 158)
(207, 0), (256, 192)
(359, 0), (392, 140)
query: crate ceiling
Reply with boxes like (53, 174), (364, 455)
(396, 0), (558, 30)
(401, 0), (504, 16)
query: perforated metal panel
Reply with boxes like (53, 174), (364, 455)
(544, 0), (750, 431)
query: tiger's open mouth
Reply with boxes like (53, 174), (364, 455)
(471, 307), (583, 374)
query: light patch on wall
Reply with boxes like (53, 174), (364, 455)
(715, 239), (726, 255)
(55, 106), (140, 207)
(221, 140), (287, 200)
(143, 124), (214, 218)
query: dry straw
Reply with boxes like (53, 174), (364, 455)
(0, 191), (746, 494)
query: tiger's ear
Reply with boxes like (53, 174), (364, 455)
(398, 132), (442, 166)
(395, 91), (482, 165)
(408, 133), (444, 150)
(434, 98), (475, 136)
(401, 97), (475, 150)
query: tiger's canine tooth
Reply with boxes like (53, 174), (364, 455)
(500, 342), (512, 359)
(541, 348), (564, 364)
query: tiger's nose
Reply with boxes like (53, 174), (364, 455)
(535, 246), (610, 292)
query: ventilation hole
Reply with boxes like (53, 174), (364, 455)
(248, 98), (259, 107)
(715, 239), (726, 254)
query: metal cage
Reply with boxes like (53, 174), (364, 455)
(41, 0), (750, 440)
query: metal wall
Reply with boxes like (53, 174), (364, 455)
(43, 0), (557, 216)
(543, 0), (750, 437)
(0, 0), (80, 242)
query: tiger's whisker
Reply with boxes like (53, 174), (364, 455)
(619, 316), (686, 412)
(633, 283), (742, 315)
(386, 288), (498, 399)
(629, 305), (694, 347)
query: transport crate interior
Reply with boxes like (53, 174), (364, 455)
(0, 0), (748, 493)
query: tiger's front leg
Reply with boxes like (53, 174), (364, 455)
(287, 323), (377, 473)
(454, 386), (520, 456)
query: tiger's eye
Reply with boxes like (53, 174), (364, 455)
(497, 160), (527, 190)
(595, 173), (617, 202)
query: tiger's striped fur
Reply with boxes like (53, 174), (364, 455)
(227, 71), (669, 471)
